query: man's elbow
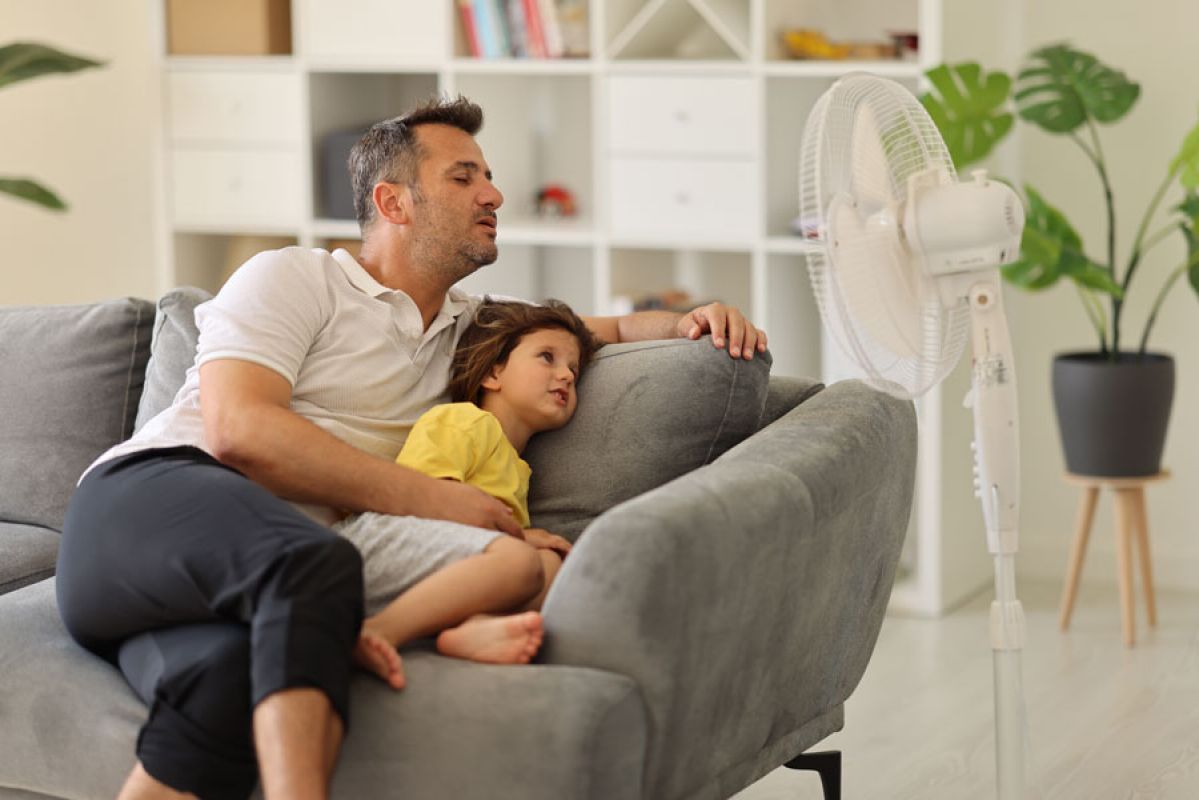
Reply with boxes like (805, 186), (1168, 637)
(204, 404), (272, 472)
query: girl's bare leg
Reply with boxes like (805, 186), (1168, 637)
(355, 536), (549, 683)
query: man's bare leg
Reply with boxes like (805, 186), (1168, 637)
(116, 763), (196, 800)
(254, 688), (342, 800)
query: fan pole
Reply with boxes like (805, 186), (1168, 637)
(965, 279), (1027, 800)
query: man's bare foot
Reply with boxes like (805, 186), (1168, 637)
(436, 612), (543, 664)
(353, 629), (405, 690)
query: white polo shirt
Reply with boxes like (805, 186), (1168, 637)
(87, 247), (484, 521)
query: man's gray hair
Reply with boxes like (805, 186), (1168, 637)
(348, 95), (484, 233)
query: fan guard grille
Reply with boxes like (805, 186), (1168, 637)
(799, 74), (970, 399)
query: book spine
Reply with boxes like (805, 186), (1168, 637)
(473, 0), (498, 57)
(490, 0), (513, 57)
(458, 0), (482, 57)
(504, 0), (528, 58)
(522, 0), (547, 58)
(538, 0), (564, 58)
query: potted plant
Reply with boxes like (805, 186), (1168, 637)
(1, 42), (103, 211)
(921, 44), (1199, 477)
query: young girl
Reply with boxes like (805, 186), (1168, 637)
(333, 299), (600, 689)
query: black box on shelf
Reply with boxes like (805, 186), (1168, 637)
(320, 128), (367, 221)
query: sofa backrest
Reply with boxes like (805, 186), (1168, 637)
(136, 288), (781, 539)
(5, 288), (819, 546)
(0, 299), (155, 532)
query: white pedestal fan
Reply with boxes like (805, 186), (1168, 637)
(799, 73), (1029, 799)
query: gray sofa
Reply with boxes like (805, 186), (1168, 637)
(0, 289), (917, 800)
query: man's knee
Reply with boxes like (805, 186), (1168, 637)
(273, 533), (364, 604)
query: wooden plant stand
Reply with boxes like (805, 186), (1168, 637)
(1058, 470), (1169, 647)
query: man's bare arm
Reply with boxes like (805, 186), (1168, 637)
(200, 359), (522, 535)
(582, 302), (767, 359)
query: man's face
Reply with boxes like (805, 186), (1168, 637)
(406, 124), (504, 282)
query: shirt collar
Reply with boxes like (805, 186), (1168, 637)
(331, 247), (476, 333)
(332, 248), (391, 298)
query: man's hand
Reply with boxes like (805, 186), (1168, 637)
(412, 477), (525, 539)
(677, 302), (768, 360)
(523, 528), (572, 558)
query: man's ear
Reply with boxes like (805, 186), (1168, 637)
(372, 182), (411, 226)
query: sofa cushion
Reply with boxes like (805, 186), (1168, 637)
(0, 579), (647, 800)
(0, 521), (59, 596)
(134, 287), (212, 432)
(526, 339), (772, 539)
(0, 298), (155, 531)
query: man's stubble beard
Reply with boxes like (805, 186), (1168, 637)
(409, 202), (498, 286)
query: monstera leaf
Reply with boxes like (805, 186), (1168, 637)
(1003, 186), (1122, 296)
(1014, 44), (1139, 134)
(921, 63), (1014, 169)
(0, 42), (103, 210)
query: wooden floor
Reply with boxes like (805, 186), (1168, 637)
(734, 580), (1199, 800)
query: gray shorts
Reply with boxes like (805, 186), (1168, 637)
(332, 513), (504, 616)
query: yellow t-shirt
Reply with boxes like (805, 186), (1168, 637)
(396, 402), (532, 527)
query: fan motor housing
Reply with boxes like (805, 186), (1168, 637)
(905, 177), (1024, 276)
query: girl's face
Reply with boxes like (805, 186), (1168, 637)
(482, 327), (581, 433)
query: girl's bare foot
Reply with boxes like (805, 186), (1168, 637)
(436, 612), (543, 664)
(353, 629), (405, 690)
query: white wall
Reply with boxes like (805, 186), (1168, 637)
(3, 0), (1194, 594)
(0, 0), (159, 304)
(947, 0), (1199, 594)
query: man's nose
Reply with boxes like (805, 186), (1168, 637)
(480, 180), (503, 210)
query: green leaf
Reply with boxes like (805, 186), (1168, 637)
(920, 63), (1014, 169)
(1014, 44), (1139, 134)
(1170, 113), (1199, 190)
(1002, 185), (1121, 297)
(0, 42), (103, 90)
(1176, 192), (1199, 296)
(0, 178), (67, 210)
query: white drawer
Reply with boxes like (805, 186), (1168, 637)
(301, 0), (448, 62)
(607, 76), (755, 157)
(171, 149), (304, 227)
(168, 71), (301, 145)
(608, 157), (758, 242)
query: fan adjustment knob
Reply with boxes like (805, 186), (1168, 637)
(971, 169), (990, 185)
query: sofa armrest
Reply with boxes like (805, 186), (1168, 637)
(540, 380), (917, 800)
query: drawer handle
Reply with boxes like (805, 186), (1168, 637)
(675, 192), (690, 205)
(673, 110), (690, 124)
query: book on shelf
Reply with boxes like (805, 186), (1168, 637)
(458, 0), (589, 59)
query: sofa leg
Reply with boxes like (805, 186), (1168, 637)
(784, 750), (841, 800)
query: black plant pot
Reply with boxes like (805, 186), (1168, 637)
(1052, 352), (1175, 477)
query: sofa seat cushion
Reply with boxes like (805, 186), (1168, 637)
(0, 522), (59, 596)
(0, 298), (155, 532)
(526, 339), (772, 538)
(0, 580), (648, 800)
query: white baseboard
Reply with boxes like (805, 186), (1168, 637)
(1018, 536), (1199, 594)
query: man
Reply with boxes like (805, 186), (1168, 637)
(56, 96), (766, 800)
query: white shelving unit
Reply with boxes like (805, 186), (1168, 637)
(151, 0), (990, 616)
